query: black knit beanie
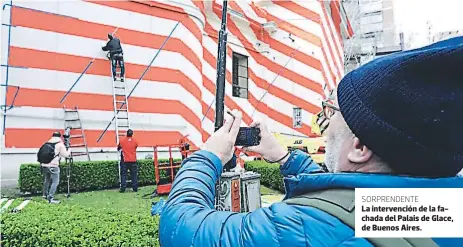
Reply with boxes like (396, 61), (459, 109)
(337, 36), (463, 177)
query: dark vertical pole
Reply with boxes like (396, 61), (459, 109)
(214, 0), (228, 131)
(3, 1), (13, 135)
(214, 1), (231, 210)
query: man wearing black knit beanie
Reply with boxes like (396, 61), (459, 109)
(329, 36), (463, 177)
(159, 37), (463, 247)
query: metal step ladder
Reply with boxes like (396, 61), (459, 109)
(111, 64), (131, 145)
(63, 106), (90, 161)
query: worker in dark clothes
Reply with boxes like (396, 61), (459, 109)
(102, 33), (125, 82)
(117, 129), (139, 192)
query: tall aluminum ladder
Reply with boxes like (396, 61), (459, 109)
(111, 63), (131, 145)
(110, 59), (130, 184)
(63, 106), (90, 161)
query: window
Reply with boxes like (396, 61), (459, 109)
(232, 52), (248, 99)
(293, 107), (302, 128)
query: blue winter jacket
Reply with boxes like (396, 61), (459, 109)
(159, 150), (463, 247)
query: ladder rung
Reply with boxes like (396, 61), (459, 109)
(114, 86), (125, 89)
(70, 144), (86, 148)
(65, 119), (80, 121)
(70, 135), (84, 139)
(118, 125), (129, 128)
(71, 152), (88, 156)
(117, 117), (129, 120)
(115, 94), (126, 96)
(117, 109), (128, 112)
(65, 110), (78, 113)
(115, 101), (126, 104)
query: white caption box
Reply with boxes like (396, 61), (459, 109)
(355, 188), (463, 238)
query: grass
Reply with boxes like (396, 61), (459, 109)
(29, 185), (166, 215)
(260, 185), (282, 195)
(22, 184), (282, 215)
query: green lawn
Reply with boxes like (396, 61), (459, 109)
(260, 185), (282, 195)
(24, 184), (281, 216)
(2, 184), (283, 246)
(29, 185), (164, 215)
(26, 184), (281, 215)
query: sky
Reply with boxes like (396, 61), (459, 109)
(393, 0), (463, 48)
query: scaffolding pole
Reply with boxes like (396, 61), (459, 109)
(2, 1), (13, 135)
(0, 85), (20, 112)
(60, 58), (95, 103)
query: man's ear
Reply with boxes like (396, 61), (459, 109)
(347, 137), (373, 163)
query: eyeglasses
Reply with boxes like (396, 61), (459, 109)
(322, 100), (340, 120)
(311, 96), (340, 136)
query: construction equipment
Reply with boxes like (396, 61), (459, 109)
(143, 136), (197, 199)
(272, 132), (326, 165)
(152, 144), (183, 196)
(63, 106), (90, 160)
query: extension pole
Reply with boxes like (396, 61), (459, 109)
(214, 0), (228, 131)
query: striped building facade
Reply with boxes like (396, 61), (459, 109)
(0, 0), (350, 185)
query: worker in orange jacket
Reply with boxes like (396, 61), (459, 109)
(117, 129), (139, 192)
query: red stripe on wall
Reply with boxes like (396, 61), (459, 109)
(271, 0), (321, 24)
(5, 128), (192, 148)
(203, 43), (320, 115)
(5, 87), (209, 142)
(211, 5), (324, 96)
(324, 1), (344, 71)
(11, 6), (202, 78)
(203, 35), (317, 136)
(9, 47), (204, 109)
(227, 1), (331, 92)
(270, 0), (343, 77)
(249, 3), (339, 86)
(86, 0), (202, 42)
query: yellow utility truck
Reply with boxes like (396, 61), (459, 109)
(272, 132), (326, 165)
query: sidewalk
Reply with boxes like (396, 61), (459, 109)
(261, 194), (284, 207)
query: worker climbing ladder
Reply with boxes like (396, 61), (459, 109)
(63, 106), (90, 160)
(111, 65), (131, 145)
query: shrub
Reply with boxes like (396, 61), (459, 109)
(245, 160), (285, 192)
(0, 201), (160, 247)
(19, 159), (180, 194)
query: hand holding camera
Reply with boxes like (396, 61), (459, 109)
(203, 109), (289, 165)
(203, 109), (243, 164)
(242, 120), (289, 164)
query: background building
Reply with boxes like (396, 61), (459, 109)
(432, 29), (463, 43)
(342, 0), (403, 72)
(0, 0), (348, 187)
